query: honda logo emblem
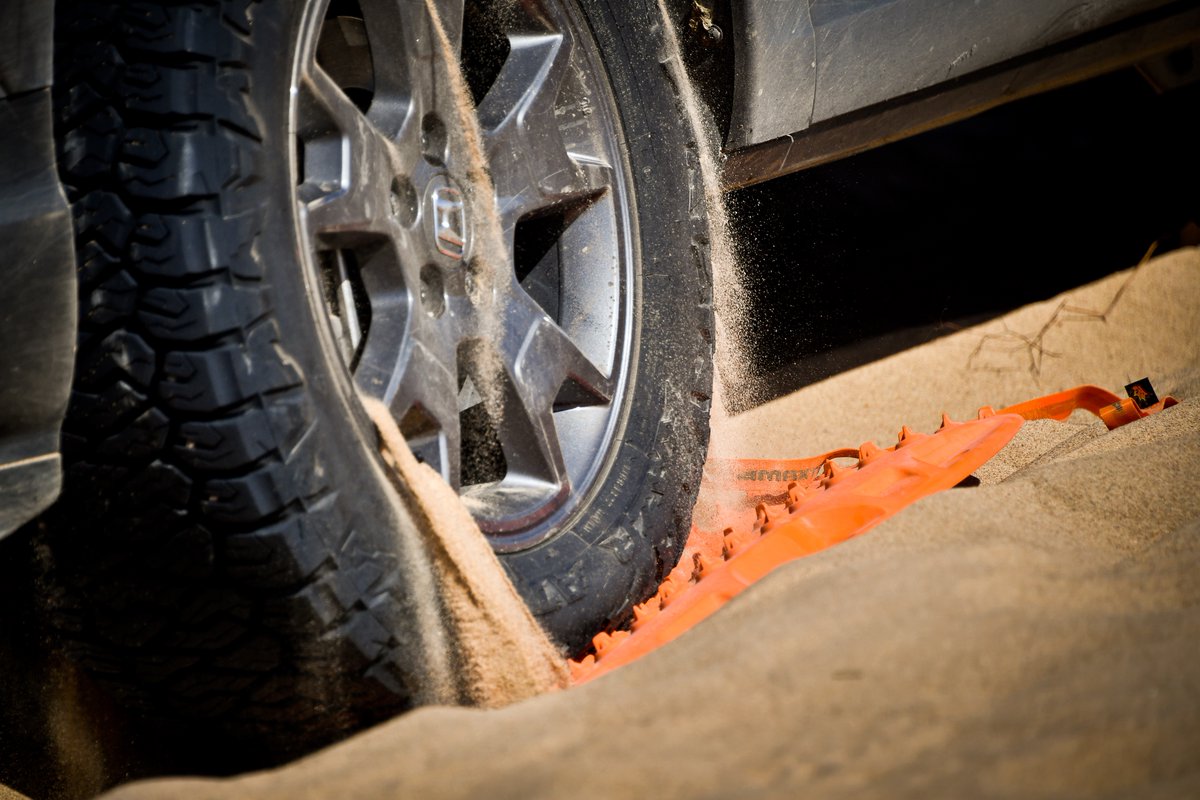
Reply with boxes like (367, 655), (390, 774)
(427, 177), (469, 261)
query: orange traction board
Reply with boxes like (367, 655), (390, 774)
(569, 383), (1178, 684)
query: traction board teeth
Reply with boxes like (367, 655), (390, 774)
(752, 503), (771, 533)
(632, 602), (660, 629)
(694, 552), (720, 578)
(857, 441), (882, 466)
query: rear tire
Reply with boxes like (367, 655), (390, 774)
(43, 0), (712, 766)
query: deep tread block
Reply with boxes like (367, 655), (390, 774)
(85, 269), (138, 326)
(96, 407), (170, 458)
(224, 513), (334, 590)
(176, 406), (278, 470)
(284, 575), (354, 629)
(122, 61), (262, 138)
(75, 239), (123, 289)
(77, 329), (157, 390)
(74, 191), (134, 252)
(69, 379), (148, 432)
(159, 321), (302, 412)
(117, 460), (193, 513)
(60, 105), (123, 180)
(140, 281), (265, 341)
(118, 126), (254, 200)
(131, 209), (261, 280)
(201, 424), (322, 523)
(120, 3), (251, 63)
(201, 462), (296, 524)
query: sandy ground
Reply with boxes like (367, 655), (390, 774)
(77, 249), (1199, 798)
(710, 245), (1200, 456)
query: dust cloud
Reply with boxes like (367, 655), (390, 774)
(426, 0), (509, 427)
(652, 0), (755, 530)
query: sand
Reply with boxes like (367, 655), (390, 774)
(349, 0), (569, 709)
(710, 247), (1200, 458)
(425, 0), (509, 418)
(91, 248), (1200, 798)
(363, 397), (568, 706)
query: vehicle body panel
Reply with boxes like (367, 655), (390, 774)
(728, 0), (1176, 148)
(722, 0), (1200, 187)
(0, 0), (76, 538)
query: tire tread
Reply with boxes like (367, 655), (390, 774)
(45, 0), (407, 759)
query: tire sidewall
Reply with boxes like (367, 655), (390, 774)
(495, 0), (714, 651)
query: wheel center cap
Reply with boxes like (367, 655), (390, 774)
(426, 174), (470, 261)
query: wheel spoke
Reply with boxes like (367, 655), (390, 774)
(387, 333), (463, 485)
(479, 29), (593, 235)
(570, 155), (617, 196)
(492, 292), (613, 486)
(296, 64), (396, 238)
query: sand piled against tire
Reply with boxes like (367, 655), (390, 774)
(96, 252), (1200, 799)
(364, 397), (568, 706)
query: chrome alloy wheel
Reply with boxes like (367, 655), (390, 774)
(290, 0), (636, 550)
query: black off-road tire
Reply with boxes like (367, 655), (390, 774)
(42, 0), (712, 766)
